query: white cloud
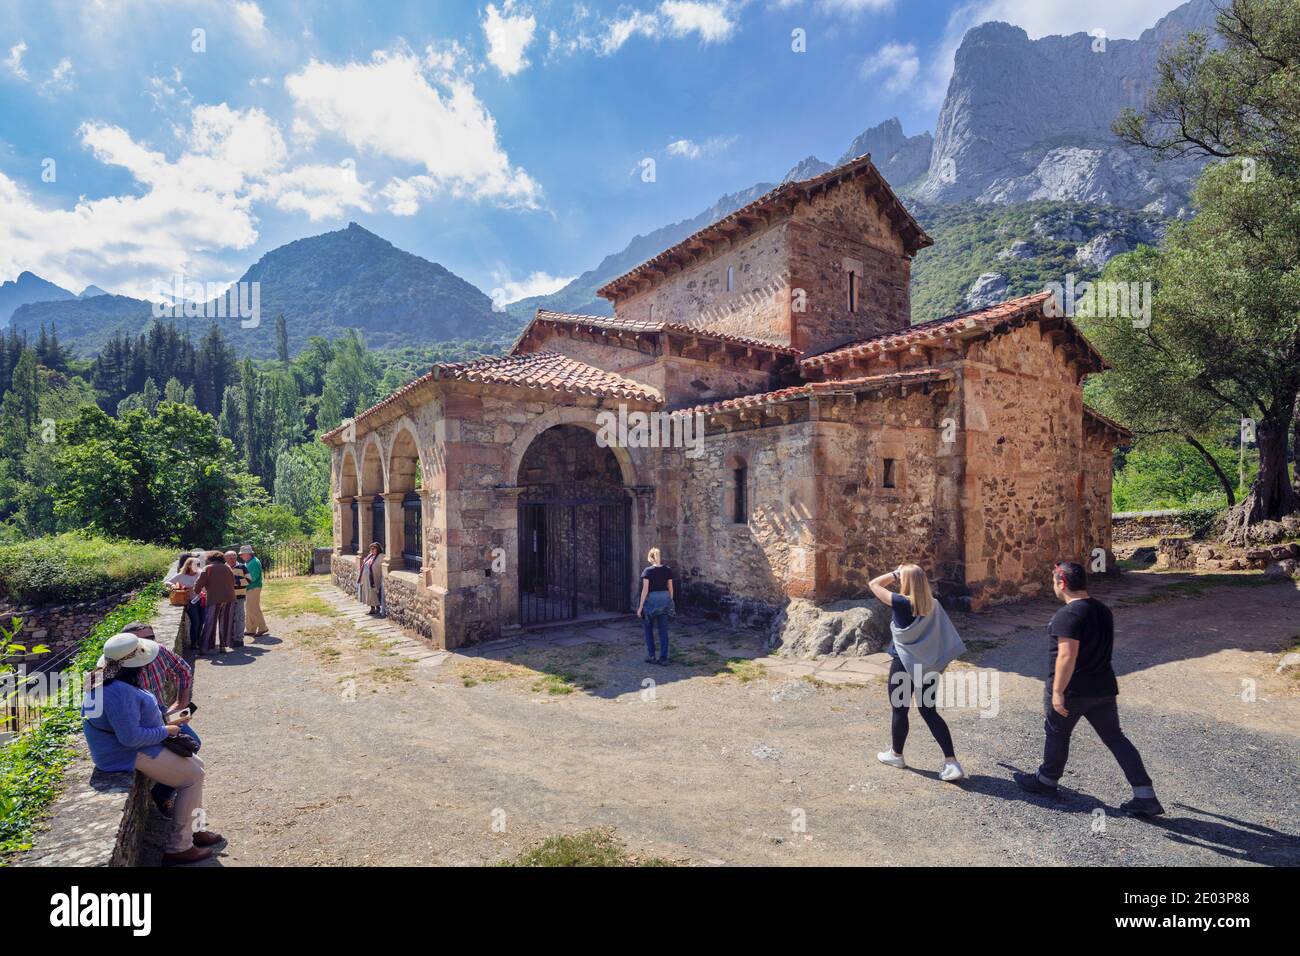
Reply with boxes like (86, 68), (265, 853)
(286, 47), (541, 212)
(602, 11), (660, 54)
(599, 2), (737, 55)
(666, 134), (737, 159)
(817, 0), (896, 13)
(233, 1), (268, 38)
(660, 1), (736, 42)
(5, 41), (28, 80)
(41, 57), (76, 94)
(490, 270), (575, 310)
(0, 103), (371, 297)
(482, 1), (537, 77)
(860, 41), (919, 93)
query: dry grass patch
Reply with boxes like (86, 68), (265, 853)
(500, 827), (677, 867)
(263, 578), (339, 617)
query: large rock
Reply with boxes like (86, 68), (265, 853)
(1075, 231), (1132, 270)
(964, 272), (1008, 309)
(768, 598), (891, 659)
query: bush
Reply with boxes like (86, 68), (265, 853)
(0, 533), (174, 607)
(225, 503), (307, 556)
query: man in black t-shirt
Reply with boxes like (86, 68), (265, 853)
(1013, 561), (1163, 817)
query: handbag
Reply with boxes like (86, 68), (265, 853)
(161, 732), (199, 758)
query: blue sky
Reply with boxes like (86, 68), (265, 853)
(0, 0), (1186, 308)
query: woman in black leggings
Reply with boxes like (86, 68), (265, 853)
(868, 565), (966, 782)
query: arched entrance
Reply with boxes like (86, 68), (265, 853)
(515, 424), (632, 626)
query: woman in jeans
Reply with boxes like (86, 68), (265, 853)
(868, 564), (968, 783)
(166, 556), (204, 654)
(81, 633), (223, 865)
(637, 547), (674, 666)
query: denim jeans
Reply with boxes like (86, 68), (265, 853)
(642, 592), (671, 661)
(151, 722), (201, 806)
(1038, 691), (1151, 788)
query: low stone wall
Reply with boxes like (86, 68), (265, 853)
(1112, 510), (1198, 543)
(382, 571), (441, 644)
(0, 591), (135, 657)
(17, 597), (186, 867)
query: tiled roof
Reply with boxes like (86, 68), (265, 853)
(800, 291), (1105, 374)
(515, 308), (801, 356)
(1083, 404), (1133, 441)
(431, 351), (661, 402)
(673, 368), (954, 417)
(320, 351), (660, 442)
(597, 153), (932, 301)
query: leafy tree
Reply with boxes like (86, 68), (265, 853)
(1114, 0), (1300, 533)
(51, 402), (250, 546)
(317, 330), (378, 432)
(274, 442), (330, 525)
(163, 376), (186, 404)
(275, 313), (290, 365)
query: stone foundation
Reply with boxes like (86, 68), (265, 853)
(382, 570), (442, 645)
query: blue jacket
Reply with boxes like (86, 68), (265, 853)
(82, 679), (169, 772)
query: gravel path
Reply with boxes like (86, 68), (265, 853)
(146, 572), (1300, 866)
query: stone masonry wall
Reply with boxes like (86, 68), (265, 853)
(615, 222), (792, 344)
(786, 185), (912, 354)
(0, 592), (136, 655)
(959, 324), (1088, 604)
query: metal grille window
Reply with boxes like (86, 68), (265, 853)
(348, 499), (359, 554)
(371, 495), (385, 552)
(402, 492), (422, 569)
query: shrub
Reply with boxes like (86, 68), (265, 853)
(225, 503), (306, 556)
(0, 533), (173, 607)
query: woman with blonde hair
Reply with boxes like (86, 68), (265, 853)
(637, 546), (675, 666)
(869, 564), (967, 782)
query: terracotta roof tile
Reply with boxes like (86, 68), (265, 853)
(597, 153), (932, 301)
(432, 351), (661, 402)
(516, 308), (801, 356)
(1083, 404), (1133, 441)
(673, 368), (954, 417)
(801, 292), (1055, 369)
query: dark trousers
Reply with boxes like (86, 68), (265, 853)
(888, 657), (956, 759)
(200, 600), (234, 652)
(151, 723), (201, 806)
(643, 610), (669, 662)
(1038, 692), (1152, 788)
(185, 602), (204, 654)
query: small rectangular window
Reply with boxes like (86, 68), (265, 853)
(848, 271), (857, 313)
(733, 466), (747, 523)
(726, 265), (734, 291)
(882, 458), (896, 489)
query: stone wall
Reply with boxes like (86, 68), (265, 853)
(381, 570), (441, 644)
(786, 185), (912, 353)
(615, 222), (793, 344)
(18, 597), (185, 867)
(1112, 510), (1198, 542)
(0, 591), (136, 655)
(959, 324), (1091, 604)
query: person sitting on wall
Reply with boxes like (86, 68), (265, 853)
(193, 551), (236, 654)
(116, 621), (198, 819)
(868, 564), (968, 783)
(358, 542), (384, 616)
(81, 632), (224, 866)
(636, 547), (675, 666)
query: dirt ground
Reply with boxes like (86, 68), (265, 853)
(146, 570), (1300, 867)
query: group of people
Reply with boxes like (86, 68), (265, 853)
(640, 548), (1163, 817)
(78, 544), (273, 865)
(165, 545), (267, 654)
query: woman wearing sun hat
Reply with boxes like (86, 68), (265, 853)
(82, 633), (224, 865)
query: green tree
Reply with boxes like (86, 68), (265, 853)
(317, 330), (378, 433)
(273, 442), (330, 525)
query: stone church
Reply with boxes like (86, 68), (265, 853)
(322, 153), (1127, 649)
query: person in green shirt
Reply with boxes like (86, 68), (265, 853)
(239, 545), (268, 636)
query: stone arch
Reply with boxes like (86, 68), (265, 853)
(506, 406), (638, 489)
(386, 417), (423, 493)
(338, 446), (359, 498)
(359, 435), (385, 495)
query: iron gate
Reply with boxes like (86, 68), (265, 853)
(518, 496), (631, 626)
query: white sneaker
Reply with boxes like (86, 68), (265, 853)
(876, 749), (906, 769)
(939, 760), (967, 783)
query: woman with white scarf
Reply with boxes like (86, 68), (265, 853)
(869, 564), (967, 782)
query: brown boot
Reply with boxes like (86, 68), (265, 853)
(162, 845), (213, 866)
(193, 830), (224, 847)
